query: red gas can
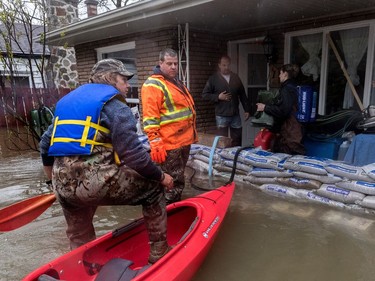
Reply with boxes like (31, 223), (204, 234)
(254, 128), (275, 150)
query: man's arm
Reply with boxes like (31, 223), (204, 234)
(202, 76), (220, 103)
(39, 123), (55, 180)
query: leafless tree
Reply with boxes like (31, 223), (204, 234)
(0, 0), (52, 151)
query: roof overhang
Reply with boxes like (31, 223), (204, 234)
(45, 0), (375, 46)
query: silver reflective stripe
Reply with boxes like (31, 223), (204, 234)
(160, 108), (193, 124)
(144, 78), (175, 112)
(143, 117), (160, 128)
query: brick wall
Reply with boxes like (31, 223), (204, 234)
(73, 10), (375, 134)
(74, 26), (227, 133)
(189, 29), (226, 133)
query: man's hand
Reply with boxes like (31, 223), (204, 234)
(244, 112), (250, 121)
(256, 103), (266, 112)
(218, 91), (232, 101)
(160, 172), (174, 190)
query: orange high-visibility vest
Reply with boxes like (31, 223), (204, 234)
(141, 74), (197, 150)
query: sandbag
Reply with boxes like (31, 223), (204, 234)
(256, 184), (299, 198)
(293, 171), (342, 184)
(362, 163), (375, 181)
(199, 146), (222, 158)
(325, 163), (374, 182)
(249, 167), (293, 178)
(223, 160), (252, 173)
(295, 189), (346, 208)
(243, 175), (277, 185)
(276, 177), (321, 190)
(336, 180), (375, 195)
(131, 106), (143, 135)
(242, 150), (290, 170)
(186, 158), (210, 173)
(138, 135), (150, 151)
(316, 184), (365, 204)
(219, 147), (253, 164)
(358, 196), (375, 209)
(283, 156), (328, 175)
(215, 164), (248, 175)
(189, 144), (204, 155)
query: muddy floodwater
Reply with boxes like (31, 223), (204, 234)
(2, 146), (375, 280)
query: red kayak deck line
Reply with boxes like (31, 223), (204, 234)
(23, 182), (235, 281)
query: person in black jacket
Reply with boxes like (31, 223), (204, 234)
(202, 55), (250, 146)
(256, 64), (305, 155)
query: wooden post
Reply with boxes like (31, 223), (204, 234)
(326, 32), (364, 111)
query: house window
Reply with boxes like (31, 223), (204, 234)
(286, 20), (375, 115)
(1, 75), (30, 88)
(96, 42), (138, 104)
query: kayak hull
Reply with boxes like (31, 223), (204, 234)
(23, 182), (235, 281)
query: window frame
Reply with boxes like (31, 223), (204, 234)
(95, 41), (139, 104)
(285, 19), (375, 114)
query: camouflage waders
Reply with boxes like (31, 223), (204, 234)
(160, 145), (191, 204)
(52, 145), (167, 251)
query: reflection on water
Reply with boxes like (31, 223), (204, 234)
(1, 142), (375, 280)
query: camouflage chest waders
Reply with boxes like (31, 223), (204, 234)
(160, 144), (191, 204)
(52, 139), (167, 251)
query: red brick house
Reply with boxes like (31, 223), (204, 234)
(44, 0), (375, 145)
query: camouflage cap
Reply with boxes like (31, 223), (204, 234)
(90, 58), (134, 79)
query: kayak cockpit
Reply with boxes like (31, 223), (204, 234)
(32, 204), (199, 281)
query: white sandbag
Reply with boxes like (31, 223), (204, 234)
(242, 150), (289, 170)
(219, 147), (253, 164)
(293, 171), (342, 184)
(325, 163), (374, 182)
(243, 175), (276, 185)
(362, 163), (375, 181)
(199, 146), (222, 158)
(336, 180), (375, 195)
(215, 164), (248, 175)
(189, 144), (206, 155)
(276, 177), (321, 190)
(256, 184), (299, 198)
(186, 158), (211, 173)
(283, 156), (328, 175)
(223, 160), (252, 173)
(295, 189), (346, 208)
(131, 106), (143, 135)
(249, 167), (293, 178)
(358, 196), (375, 209)
(138, 134), (150, 151)
(192, 154), (211, 164)
(316, 184), (365, 204)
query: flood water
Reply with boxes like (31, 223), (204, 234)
(2, 136), (375, 280)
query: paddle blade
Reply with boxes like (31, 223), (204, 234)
(0, 193), (56, 231)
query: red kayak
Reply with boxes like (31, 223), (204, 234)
(23, 182), (235, 281)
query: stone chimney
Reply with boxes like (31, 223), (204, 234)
(46, 0), (80, 89)
(85, 0), (99, 17)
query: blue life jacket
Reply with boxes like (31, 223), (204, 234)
(48, 83), (122, 156)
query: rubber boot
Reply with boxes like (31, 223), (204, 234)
(148, 240), (172, 264)
(230, 127), (242, 147)
(142, 192), (170, 264)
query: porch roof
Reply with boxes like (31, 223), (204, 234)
(45, 0), (375, 46)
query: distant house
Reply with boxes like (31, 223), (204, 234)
(44, 0), (375, 142)
(0, 23), (50, 89)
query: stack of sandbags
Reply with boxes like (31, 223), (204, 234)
(185, 142), (375, 213)
(186, 143), (223, 174)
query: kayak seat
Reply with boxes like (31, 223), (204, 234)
(95, 258), (150, 281)
(37, 274), (61, 281)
